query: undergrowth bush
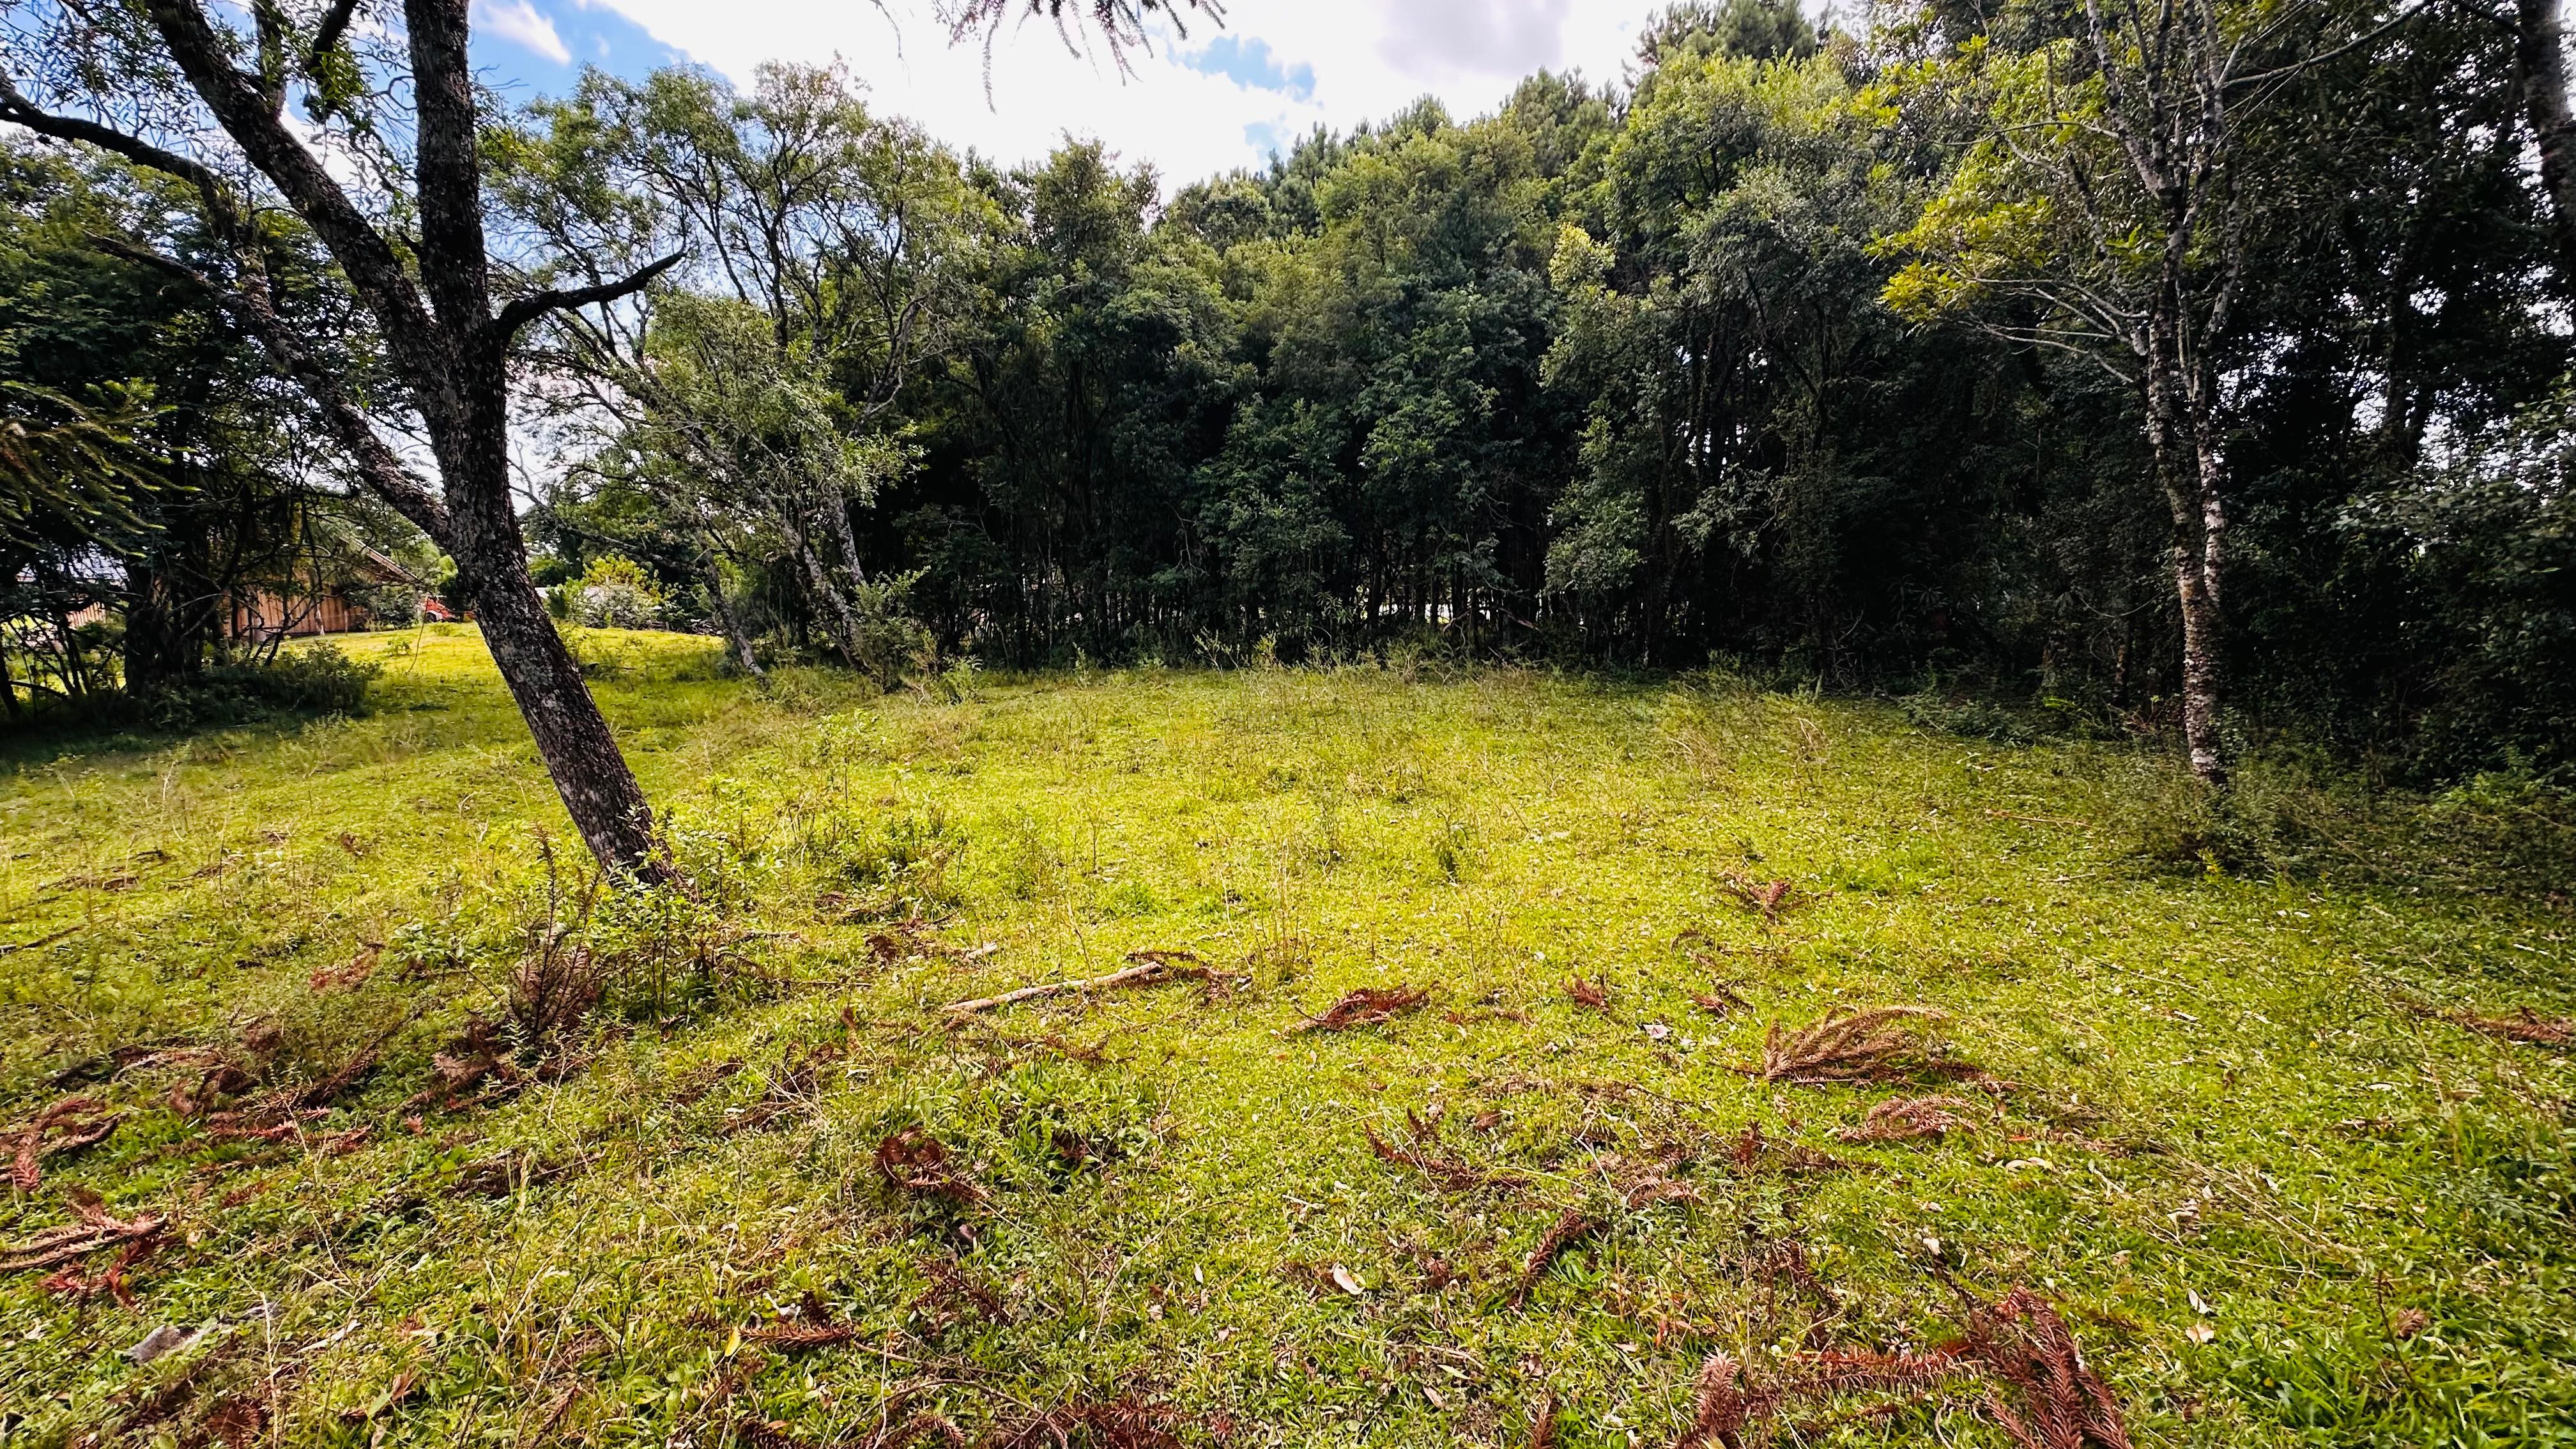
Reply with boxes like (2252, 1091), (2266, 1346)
(1899, 687), (2037, 744)
(2117, 750), (2576, 898)
(7, 642), (382, 738)
(1898, 684), (2120, 746)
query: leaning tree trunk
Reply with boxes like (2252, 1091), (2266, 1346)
(438, 376), (666, 878)
(781, 502), (869, 669)
(0, 0), (680, 877)
(469, 571), (664, 875)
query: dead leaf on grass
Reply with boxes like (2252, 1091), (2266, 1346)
(1363, 1128), (1528, 1192)
(2431, 1004), (2573, 1048)
(42, 1232), (158, 1308)
(916, 1255), (1014, 1328)
(308, 944), (379, 993)
(1510, 1208), (1597, 1305)
(1526, 1393), (1558, 1449)
(986, 1396), (1191, 1449)
(53, 871), (141, 892)
(1717, 871), (1798, 919)
(1675, 1284), (2133, 1449)
(1690, 978), (1749, 1016)
(2, 1190), (167, 1274)
(1730, 1123), (1865, 1176)
(723, 1049), (829, 1137)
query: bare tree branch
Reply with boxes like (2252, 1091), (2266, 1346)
(137, 0), (445, 382)
(0, 68), (241, 241)
(94, 236), (456, 548)
(492, 252), (686, 343)
(305, 0), (364, 72)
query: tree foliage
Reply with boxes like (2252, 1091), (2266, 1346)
(8, 0), (2569, 790)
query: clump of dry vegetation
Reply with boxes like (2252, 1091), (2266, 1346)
(1742, 1006), (1979, 1085)
(6, 1094), (121, 1190)
(1678, 1285), (2132, 1448)
(877, 1127), (992, 1206)
(1294, 984), (1431, 1031)
(2421, 1002), (2575, 1048)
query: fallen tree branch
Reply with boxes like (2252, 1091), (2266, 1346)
(941, 952), (1207, 1016)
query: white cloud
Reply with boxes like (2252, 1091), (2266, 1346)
(585, 0), (1659, 187)
(477, 0), (574, 65)
(1379, 0), (1579, 82)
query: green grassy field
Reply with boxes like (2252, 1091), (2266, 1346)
(1, 626), (2570, 1447)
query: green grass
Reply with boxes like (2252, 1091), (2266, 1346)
(2, 625), (2571, 1446)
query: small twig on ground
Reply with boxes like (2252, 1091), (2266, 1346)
(1836, 1095), (1976, 1144)
(1, 925), (81, 955)
(1363, 1128), (1528, 1191)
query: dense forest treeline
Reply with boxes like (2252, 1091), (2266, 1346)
(5, 0), (2573, 790)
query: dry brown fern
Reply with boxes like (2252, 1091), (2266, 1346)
(1744, 1006), (1958, 1085)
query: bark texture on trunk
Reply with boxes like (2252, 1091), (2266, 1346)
(2170, 531), (2227, 784)
(792, 524), (867, 664)
(2142, 322), (2229, 787)
(2518, 0), (2576, 291)
(702, 566), (766, 679)
(462, 551), (664, 875)
(433, 291), (666, 877)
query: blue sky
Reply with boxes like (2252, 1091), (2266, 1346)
(1180, 36), (1315, 104)
(462, 0), (1660, 187)
(466, 0), (687, 105)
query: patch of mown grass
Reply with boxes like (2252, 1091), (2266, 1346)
(1, 628), (2570, 1446)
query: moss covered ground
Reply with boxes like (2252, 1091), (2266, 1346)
(1, 625), (2570, 1446)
